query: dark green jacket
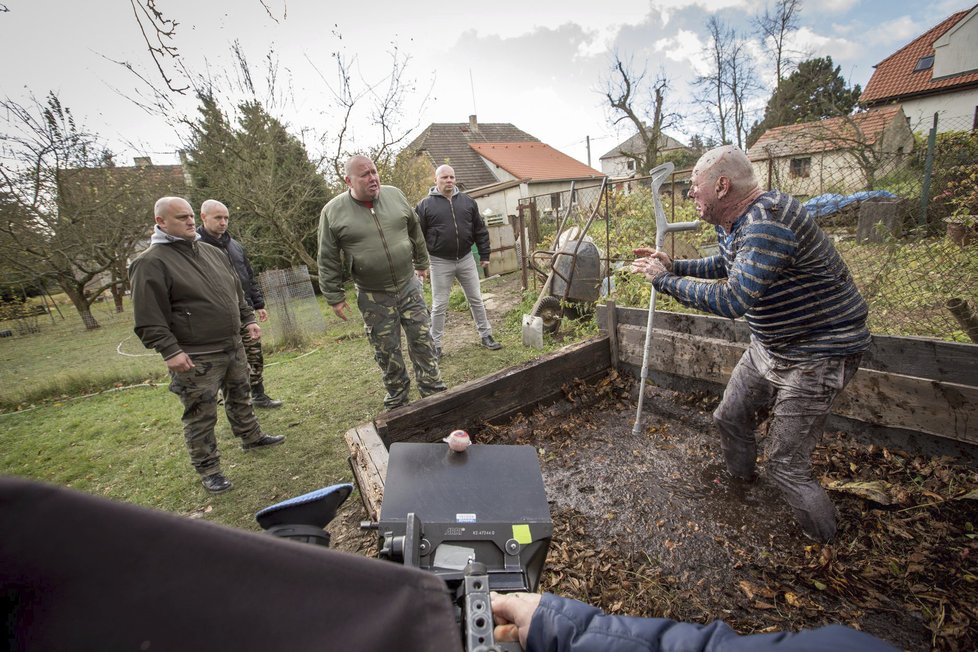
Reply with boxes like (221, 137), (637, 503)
(129, 230), (256, 360)
(317, 186), (429, 305)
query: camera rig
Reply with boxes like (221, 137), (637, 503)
(257, 442), (553, 652)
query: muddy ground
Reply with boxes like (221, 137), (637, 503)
(330, 370), (978, 651)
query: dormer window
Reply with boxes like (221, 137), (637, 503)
(914, 55), (934, 72)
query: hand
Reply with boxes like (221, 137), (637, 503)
(630, 256), (669, 281)
(245, 323), (261, 341)
(491, 592), (541, 648)
(481, 260), (490, 269)
(331, 301), (349, 321)
(632, 248), (673, 271)
(416, 269), (428, 282)
(256, 308), (268, 322)
(165, 352), (195, 373)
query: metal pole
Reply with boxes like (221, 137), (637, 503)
(919, 112), (938, 227)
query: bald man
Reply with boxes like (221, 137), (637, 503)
(197, 199), (282, 409)
(632, 146), (871, 542)
(318, 155), (446, 410)
(415, 164), (501, 359)
(130, 197), (284, 494)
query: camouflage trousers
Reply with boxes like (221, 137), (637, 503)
(241, 324), (264, 388)
(356, 277), (446, 409)
(713, 339), (862, 542)
(168, 342), (264, 477)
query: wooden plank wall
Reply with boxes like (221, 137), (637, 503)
(599, 305), (978, 446)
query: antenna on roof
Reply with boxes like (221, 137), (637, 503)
(469, 68), (477, 116)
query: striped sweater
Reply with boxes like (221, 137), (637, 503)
(653, 191), (870, 360)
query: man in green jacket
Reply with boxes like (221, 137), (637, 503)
(130, 197), (284, 494)
(318, 156), (446, 409)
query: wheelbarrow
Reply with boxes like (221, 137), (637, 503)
(522, 176), (609, 347)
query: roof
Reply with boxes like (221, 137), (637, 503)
(599, 131), (687, 160)
(861, 7), (978, 104)
(405, 120), (539, 188)
(468, 142), (605, 182)
(748, 106), (905, 160)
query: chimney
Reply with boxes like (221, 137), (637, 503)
(469, 115), (479, 133)
(133, 156), (152, 167)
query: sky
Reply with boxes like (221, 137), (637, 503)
(1, 0), (974, 172)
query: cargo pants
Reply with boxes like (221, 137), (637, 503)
(713, 339), (862, 542)
(241, 325), (264, 388)
(167, 342), (265, 477)
(356, 277), (446, 409)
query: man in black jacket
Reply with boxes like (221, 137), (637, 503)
(415, 164), (501, 359)
(198, 200), (283, 408)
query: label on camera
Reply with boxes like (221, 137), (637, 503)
(456, 513), (477, 523)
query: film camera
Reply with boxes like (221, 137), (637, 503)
(256, 442), (553, 652)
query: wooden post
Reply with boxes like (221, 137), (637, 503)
(947, 297), (978, 343)
(606, 299), (619, 370)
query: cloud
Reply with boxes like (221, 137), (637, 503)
(654, 29), (710, 75)
(870, 16), (920, 45)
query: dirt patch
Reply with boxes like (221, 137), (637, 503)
(332, 372), (978, 651)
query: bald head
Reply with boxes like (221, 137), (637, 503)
(154, 197), (197, 241)
(344, 155), (381, 202)
(434, 164), (456, 197)
(688, 146), (762, 229)
(200, 199), (230, 238)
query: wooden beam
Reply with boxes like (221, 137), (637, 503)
(343, 423), (387, 521)
(605, 300), (619, 371)
(617, 324), (978, 445)
(376, 337), (612, 447)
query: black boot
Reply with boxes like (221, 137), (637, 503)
(251, 382), (283, 409)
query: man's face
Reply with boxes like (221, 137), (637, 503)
(346, 159), (381, 202)
(155, 199), (196, 240)
(435, 166), (456, 196)
(687, 168), (721, 225)
(201, 205), (230, 236)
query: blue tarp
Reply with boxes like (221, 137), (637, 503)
(803, 190), (898, 218)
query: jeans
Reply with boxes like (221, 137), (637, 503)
(428, 253), (492, 348)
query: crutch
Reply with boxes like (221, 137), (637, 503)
(632, 162), (700, 435)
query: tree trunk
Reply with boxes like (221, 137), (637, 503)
(59, 279), (100, 330)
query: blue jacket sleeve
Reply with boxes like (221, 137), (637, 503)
(526, 594), (897, 652)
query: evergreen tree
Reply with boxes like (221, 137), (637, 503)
(747, 57), (861, 147)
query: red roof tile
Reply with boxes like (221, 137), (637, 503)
(468, 142), (604, 181)
(861, 7), (978, 104)
(748, 106), (904, 160)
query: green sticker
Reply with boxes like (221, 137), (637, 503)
(512, 524), (532, 545)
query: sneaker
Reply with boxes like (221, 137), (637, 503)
(242, 434), (286, 451)
(252, 393), (283, 409)
(201, 473), (233, 494)
(481, 335), (502, 350)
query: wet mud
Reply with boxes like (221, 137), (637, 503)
(332, 372), (978, 651)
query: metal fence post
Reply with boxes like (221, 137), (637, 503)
(919, 112), (939, 226)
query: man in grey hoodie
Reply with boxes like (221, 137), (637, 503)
(129, 197), (284, 494)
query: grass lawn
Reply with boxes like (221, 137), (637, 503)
(0, 275), (584, 532)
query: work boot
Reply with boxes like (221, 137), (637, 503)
(242, 434), (286, 451)
(251, 383), (283, 409)
(201, 472), (233, 494)
(481, 335), (502, 350)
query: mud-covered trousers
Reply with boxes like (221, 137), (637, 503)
(356, 277), (446, 409)
(713, 339), (862, 542)
(167, 342), (264, 477)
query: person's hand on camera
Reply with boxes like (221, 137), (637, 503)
(491, 591), (541, 648)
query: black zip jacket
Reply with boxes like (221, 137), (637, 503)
(196, 226), (265, 310)
(415, 188), (491, 262)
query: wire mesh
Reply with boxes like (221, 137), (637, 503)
(258, 265), (326, 348)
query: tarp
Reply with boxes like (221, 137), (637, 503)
(804, 190), (898, 218)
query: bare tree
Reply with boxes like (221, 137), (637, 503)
(0, 94), (170, 328)
(694, 17), (735, 145)
(725, 36), (762, 150)
(603, 54), (679, 175)
(755, 0), (803, 91)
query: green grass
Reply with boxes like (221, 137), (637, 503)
(0, 276), (575, 532)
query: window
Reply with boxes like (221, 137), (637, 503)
(914, 55), (934, 72)
(550, 192), (562, 210)
(626, 159), (636, 171)
(789, 157), (811, 178)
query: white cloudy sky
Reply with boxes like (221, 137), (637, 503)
(1, 0), (973, 170)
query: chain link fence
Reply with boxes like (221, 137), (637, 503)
(258, 265), (326, 349)
(517, 113), (978, 343)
